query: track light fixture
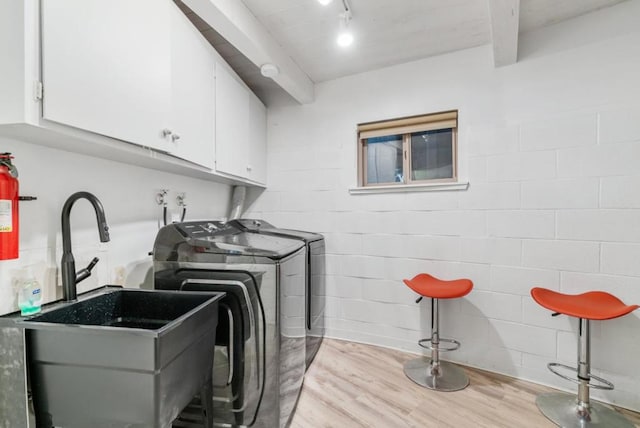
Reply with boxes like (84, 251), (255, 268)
(336, 0), (353, 48)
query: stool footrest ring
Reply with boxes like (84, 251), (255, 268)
(418, 338), (460, 352)
(547, 363), (614, 390)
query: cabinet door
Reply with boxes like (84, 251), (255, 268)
(41, 0), (171, 151)
(169, 4), (215, 169)
(248, 93), (267, 184)
(215, 62), (249, 178)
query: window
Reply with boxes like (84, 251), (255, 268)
(357, 110), (458, 187)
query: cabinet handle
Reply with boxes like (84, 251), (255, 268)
(171, 134), (181, 142)
(161, 129), (173, 138)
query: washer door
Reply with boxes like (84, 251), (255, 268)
(155, 269), (265, 427)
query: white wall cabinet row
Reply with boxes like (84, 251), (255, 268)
(215, 64), (267, 183)
(0, 0), (266, 186)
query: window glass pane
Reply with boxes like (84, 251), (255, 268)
(410, 128), (453, 181)
(365, 134), (403, 184)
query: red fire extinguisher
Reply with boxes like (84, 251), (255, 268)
(0, 153), (19, 260)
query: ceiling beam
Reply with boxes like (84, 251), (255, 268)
(488, 0), (520, 67)
(183, 0), (315, 104)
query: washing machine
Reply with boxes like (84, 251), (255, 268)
(152, 221), (306, 428)
(228, 219), (325, 369)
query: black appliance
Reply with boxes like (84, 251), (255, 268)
(153, 221), (306, 428)
(228, 218), (326, 369)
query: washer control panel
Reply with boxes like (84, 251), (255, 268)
(177, 221), (235, 238)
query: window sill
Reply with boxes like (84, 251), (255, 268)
(348, 181), (469, 195)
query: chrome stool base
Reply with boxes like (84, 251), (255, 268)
(536, 392), (634, 428)
(403, 357), (469, 392)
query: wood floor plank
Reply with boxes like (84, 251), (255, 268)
(291, 339), (640, 428)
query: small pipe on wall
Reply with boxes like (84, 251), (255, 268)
(228, 185), (246, 220)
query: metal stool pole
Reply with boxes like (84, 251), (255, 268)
(577, 318), (591, 417)
(536, 317), (632, 427)
(430, 298), (440, 375)
(403, 298), (469, 391)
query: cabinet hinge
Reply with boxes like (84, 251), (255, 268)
(33, 81), (43, 101)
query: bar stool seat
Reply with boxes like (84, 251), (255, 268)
(403, 273), (473, 392)
(404, 274), (473, 299)
(531, 287), (639, 428)
(531, 288), (639, 320)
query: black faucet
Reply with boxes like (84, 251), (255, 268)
(61, 192), (110, 302)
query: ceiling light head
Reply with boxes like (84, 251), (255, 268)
(337, 10), (353, 47)
(317, 0), (333, 5)
(260, 63), (279, 79)
(337, 32), (353, 47)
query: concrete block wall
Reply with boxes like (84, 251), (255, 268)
(0, 137), (231, 316)
(246, 2), (640, 411)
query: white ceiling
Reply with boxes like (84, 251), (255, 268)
(519, 0), (626, 32)
(241, 0), (626, 83)
(242, 0), (490, 82)
(178, 0), (627, 104)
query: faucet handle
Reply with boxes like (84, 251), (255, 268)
(76, 257), (100, 284)
(86, 257), (99, 271)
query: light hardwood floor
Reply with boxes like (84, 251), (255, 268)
(291, 339), (640, 428)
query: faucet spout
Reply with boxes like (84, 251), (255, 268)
(61, 192), (110, 302)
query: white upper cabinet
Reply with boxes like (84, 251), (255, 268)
(0, 0), (266, 186)
(168, 5), (215, 169)
(215, 62), (250, 179)
(248, 93), (267, 184)
(41, 0), (172, 152)
(214, 62), (267, 184)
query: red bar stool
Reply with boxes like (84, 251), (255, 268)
(403, 273), (473, 391)
(531, 287), (639, 427)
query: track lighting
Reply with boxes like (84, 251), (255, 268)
(336, 4), (353, 47)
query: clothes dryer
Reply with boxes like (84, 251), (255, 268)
(228, 219), (325, 369)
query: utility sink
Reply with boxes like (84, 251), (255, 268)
(20, 287), (223, 428)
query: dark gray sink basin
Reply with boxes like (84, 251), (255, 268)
(20, 287), (223, 428)
(26, 287), (208, 329)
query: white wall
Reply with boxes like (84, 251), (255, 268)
(0, 137), (231, 316)
(246, 1), (640, 411)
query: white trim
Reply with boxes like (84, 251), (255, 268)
(349, 181), (469, 194)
